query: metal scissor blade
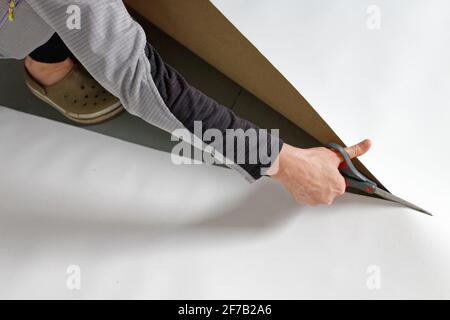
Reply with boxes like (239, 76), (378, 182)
(373, 188), (433, 216)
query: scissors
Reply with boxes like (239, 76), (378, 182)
(326, 143), (432, 216)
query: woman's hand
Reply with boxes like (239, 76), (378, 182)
(267, 140), (372, 206)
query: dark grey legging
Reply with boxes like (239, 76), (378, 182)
(29, 33), (73, 63)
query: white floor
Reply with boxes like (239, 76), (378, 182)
(1, 107), (449, 299)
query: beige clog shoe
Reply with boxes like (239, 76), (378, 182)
(25, 64), (123, 125)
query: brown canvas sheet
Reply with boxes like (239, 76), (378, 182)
(125, 0), (376, 180)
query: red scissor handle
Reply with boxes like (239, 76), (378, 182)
(326, 143), (378, 194)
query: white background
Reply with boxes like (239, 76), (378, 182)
(212, 0), (450, 215)
(1, 0), (450, 299)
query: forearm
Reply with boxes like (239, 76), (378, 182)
(145, 43), (283, 180)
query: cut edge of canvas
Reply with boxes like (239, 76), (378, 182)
(125, 0), (380, 184)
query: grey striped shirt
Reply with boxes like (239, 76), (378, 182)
(0, 1), (281, 182)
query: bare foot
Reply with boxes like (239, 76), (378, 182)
(24, 56), (74, 87)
